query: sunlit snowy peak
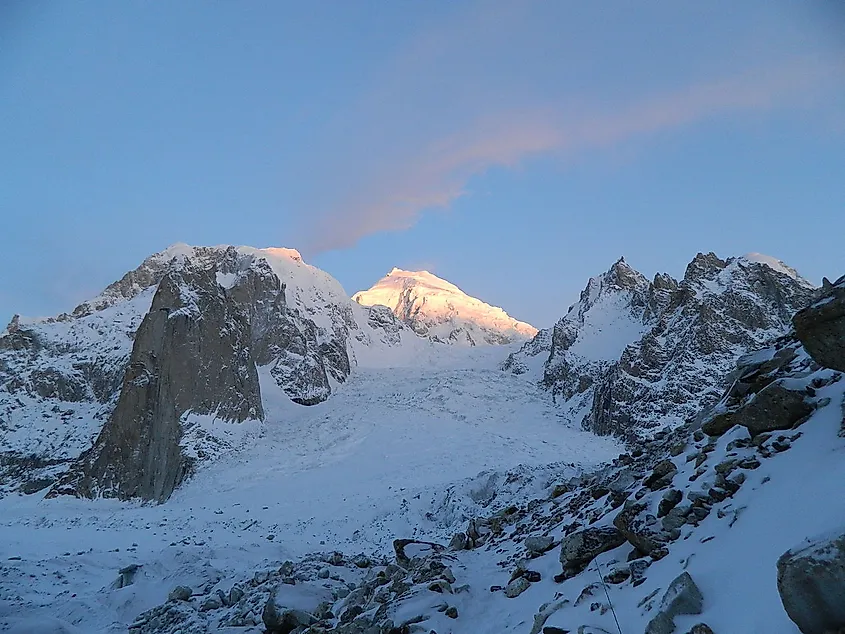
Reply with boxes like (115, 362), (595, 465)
(352, 268), (537, 346)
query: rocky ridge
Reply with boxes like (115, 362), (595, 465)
(504, 253), (817, 441)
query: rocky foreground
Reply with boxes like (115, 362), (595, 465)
(125, 277), (845, 633)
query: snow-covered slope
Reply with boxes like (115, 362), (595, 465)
(353, 268), (537, 346)
(505, 252), (817, 440)
(0, 346), (621, 632)
(0, 244), (427, 498)
(4, 272), (841, 634)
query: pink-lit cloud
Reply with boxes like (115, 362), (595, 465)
(302, 54), (843, 255)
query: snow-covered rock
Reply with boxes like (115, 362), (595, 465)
(778, 528), (845, 634)
(506, 252), (817, 439)
(794, 273), (845, 372)
(353, 268), (537, 346)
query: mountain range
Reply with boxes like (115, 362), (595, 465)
(1, 243), (843, 634)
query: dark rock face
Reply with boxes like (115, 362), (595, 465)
(794, 276), (845, 372)
(701, 338), (817, 439)
(777, 530), (845, 634)
(508, 253), (816, 441)
(49, 264), (263, 502)
(703, 380), (811, 437)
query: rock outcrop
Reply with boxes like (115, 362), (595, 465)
(794, 275), (845, 372)
(558, 526), (626, 579)
(645, 572), (704, 634)
(49, 263), (263, 502)
(777, 529), (845, 634)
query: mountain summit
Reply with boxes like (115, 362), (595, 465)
(505, 252), (817, 440)
(352, 268), (537, 346)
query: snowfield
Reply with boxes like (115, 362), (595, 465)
(0, 346), (619, 633)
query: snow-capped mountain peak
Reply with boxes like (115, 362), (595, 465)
(740, 252), (808, 283)
(352, 268), (537, 346)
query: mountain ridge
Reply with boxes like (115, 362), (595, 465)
(505, 251), (817, 440)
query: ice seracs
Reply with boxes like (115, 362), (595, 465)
(352, 267), (537, 346)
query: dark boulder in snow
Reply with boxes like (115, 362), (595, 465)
(777, 529), (845, 634)
(645, 571), (704, 634)
(794, 277), (845, 372)
(613, 502), (667, 556)
(703, 374), (812, 438)
(558, 526), (626, 578)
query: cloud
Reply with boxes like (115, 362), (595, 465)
(301, 52), (843, 255)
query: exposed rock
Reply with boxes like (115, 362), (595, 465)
(777, 529), (845, 634)
(685, 625), (715, 634)
(558, 526), (626, 578)
(524, 535), (555, 554)
(504, 576), (531, 598)
(168, 586), (192, 602)
(793, 279), (845, 371)
(645, 572), (704, 634)
(393, 539), (444, 567)
(645, 459), (678, 490)
(448, 532), (468, 550)
(49, 263), (263, 502)
(658, 489), (683, 518)
(704, 380), (813, 438)
(116, 563), (141, 588)
(614, 503), (666, 555)
(630, 558), (651, 586)
(261, 581), (332, 633)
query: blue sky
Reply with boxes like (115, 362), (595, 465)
(1, 1), (843, 327)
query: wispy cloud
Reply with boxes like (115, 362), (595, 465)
(301, 53), (840, 255)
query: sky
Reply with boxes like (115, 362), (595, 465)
(1, 1), (844, 328)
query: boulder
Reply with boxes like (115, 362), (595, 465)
(558, 526), (626, 578)
(739, 381), (813, 436)
(645, 572), (704, 634)
(658, 489), (683, 518)
(614, 503), (666, 556)
(704, 380), (812, 438)
(525, 535), (555, 554)
(504, 576), (531, 598)
(393, 539), (444, 567)
(200, 595), (222, 611)
(645, 460), (678, 490)
(261, 582), (332, 633)
(793, 281), (845, 372)
(168, 585), (192, 602)
(777, 529), (845, 633)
